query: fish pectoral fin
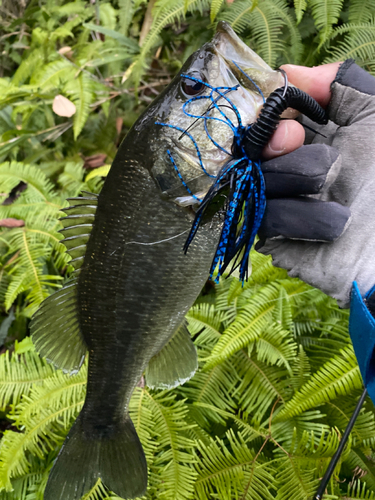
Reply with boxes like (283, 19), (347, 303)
(30, 277), (87, 374)
(145, 321), (198, 389)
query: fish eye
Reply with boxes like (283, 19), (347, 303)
(181, 74), (206, 97)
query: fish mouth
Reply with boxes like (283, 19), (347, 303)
(212, 21), (285, 97)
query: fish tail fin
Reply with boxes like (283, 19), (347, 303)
(44, 412), (147, 500)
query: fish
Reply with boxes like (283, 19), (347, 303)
(30, 21), (285, 500)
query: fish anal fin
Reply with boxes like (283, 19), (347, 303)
(30, 277), (87, 374)
(146, 321), (198, 390)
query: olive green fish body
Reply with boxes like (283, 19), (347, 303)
(32, 22), (286, 500)
(78, 146), (221, 430)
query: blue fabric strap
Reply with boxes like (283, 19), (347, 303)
(349, 281), (375, 402)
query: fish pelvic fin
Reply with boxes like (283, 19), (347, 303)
(44, 412), (148, 500)
(146, 321), (198, 389)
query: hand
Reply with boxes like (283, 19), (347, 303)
(258, 60), (375, 309)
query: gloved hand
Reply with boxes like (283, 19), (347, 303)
(258, 59), (375, 310)
(257, 59), (375, 400)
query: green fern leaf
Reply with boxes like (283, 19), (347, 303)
(344, 480), (375, 500)
(143, 390), (197, 499)
(64, 73), (95, 139)
(194, 430), (276, 500)
(308, 0), (345, 47)
(220, 0), (256, 34)
(210, 0), (225, 22)
(0, 366), (87, 489)
(275, 347), (362, 421)
(294, 0), (307, 24)
(12, 49), (44, 87)
(348, 0), (375, 24)
(325, 23), (375, 71)
(204, 280), (294, 370)
(118, 0), (136, 36)
(345, 448), (375, 491)
(129, 0), (210, 85)
(0, 350), (54, 411)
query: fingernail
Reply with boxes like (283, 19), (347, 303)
(267, 122), (288, 155)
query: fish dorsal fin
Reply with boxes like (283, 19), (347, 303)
(145, 321), (198, 389)
(31, 192), (98, 371)
(59, 191), (98, 270)
(31, 277), (87, 374)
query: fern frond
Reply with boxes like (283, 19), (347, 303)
(275, 347), (362, 421)
(348, 0), (375, 24)
(345, 480), (375, 500)
(64, 73), (96, 139)
(194, 430), (276, 500)
(219, 0), (256, 34)
(0, 366), (86, 489)
(324, 393), (375, 449)
(30, 60), (75, 90)
(290, 346), (311, 392)
(130, 0), (210, 85)
(294, 0), (307, 24)
(186, 303), (224, 350)
(129, 387), (159, 461)
(234, 349), (291, 423)
(12, 49), (45, 87)
(325, 24), (375, 72)
(0, 162), (58, 207)
(309, 0), (344, 47)
(81, 479), (109, 500)
(248, 0), (291, 67)
(210, 0), (225, 22)
(345, 448), (375, 491)
(204, 279), (303, 370)
(143, 389), (197, 499)
(0, 350), (54, 411)
(118, 0), (136, 36)
(180, 359), (239, 424)
(255, 324), (297, 372)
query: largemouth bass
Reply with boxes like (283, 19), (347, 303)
(30, 21), (285, 500)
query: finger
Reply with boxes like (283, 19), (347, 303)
(280, 62), (341, 107)
(262, 144), (340, 198)
(262, 119), (305, 160)
(257, 198), (351, 242)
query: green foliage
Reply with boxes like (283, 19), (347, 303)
(0, 0), (375, 499)
(1, 260), (375, 499)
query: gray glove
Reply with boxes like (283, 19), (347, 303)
(257, 60), (375, 308)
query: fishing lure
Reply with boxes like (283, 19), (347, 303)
(159, 70), (328, 282)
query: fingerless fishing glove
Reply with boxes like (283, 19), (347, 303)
(257, 59), (375, 400)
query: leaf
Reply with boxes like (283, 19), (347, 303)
(85, 165), (111, 181)
(210, 0), (225, 22)
(309, 0), (345, 47)
(294, 0), (307, 24)
(64, 73), (95, 139)
(275, 347), (363, 421)
(82, 23), (140, 53)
